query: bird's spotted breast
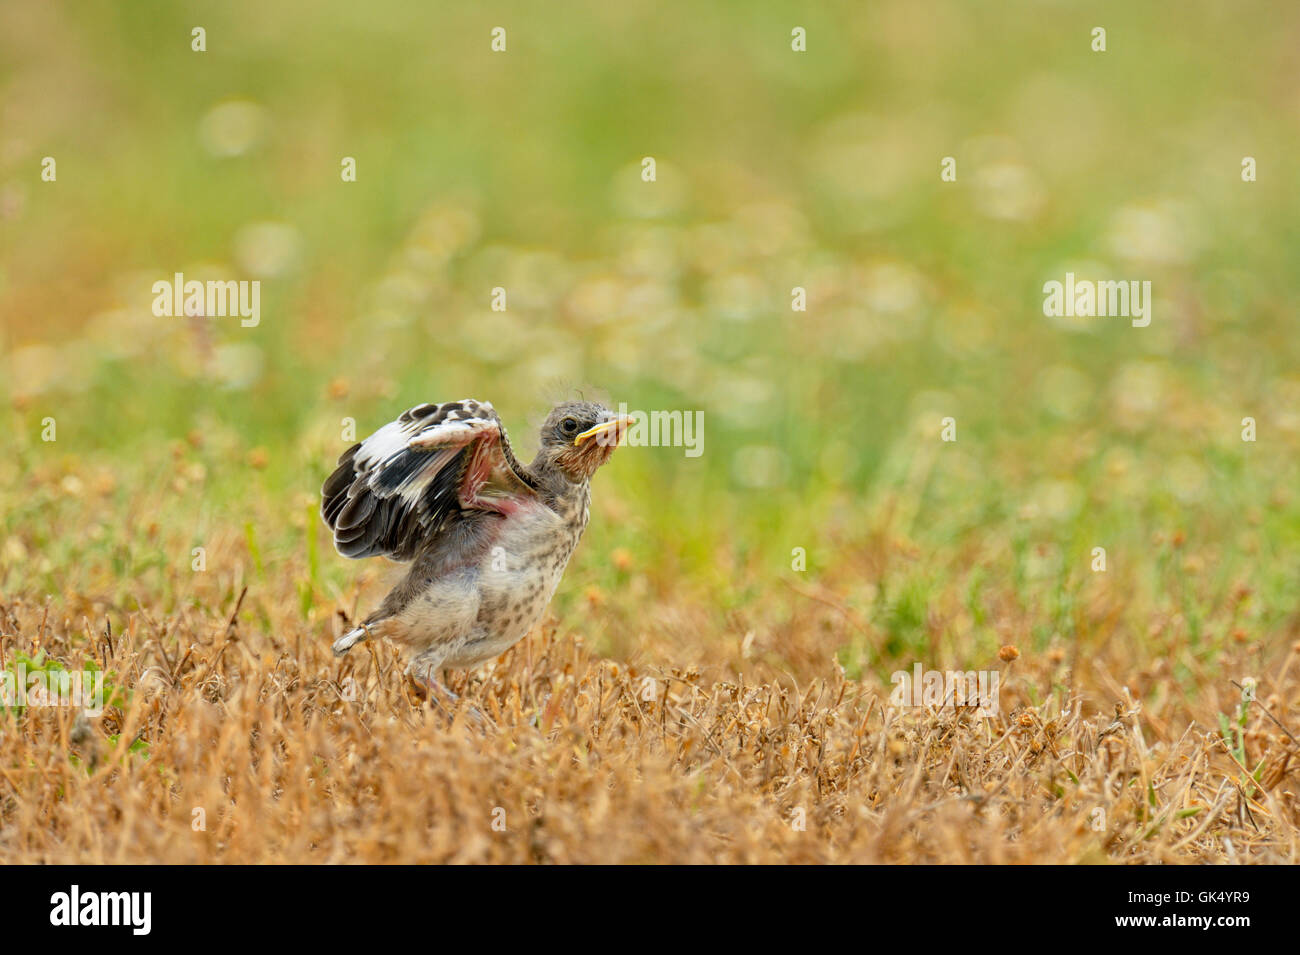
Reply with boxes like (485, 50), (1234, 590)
(443, 490), (590, 667)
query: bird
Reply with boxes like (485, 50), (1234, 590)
(320, 398), (630, 698)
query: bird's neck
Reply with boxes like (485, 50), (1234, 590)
(528, 458), (589, 513)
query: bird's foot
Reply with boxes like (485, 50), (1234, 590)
(405, 670), (489, 728)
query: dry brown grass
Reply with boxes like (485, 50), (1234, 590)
(3, 577), (1297, 864)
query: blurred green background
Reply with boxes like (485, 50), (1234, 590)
(2, 2), (1298, 685)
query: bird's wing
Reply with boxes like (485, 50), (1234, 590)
(321, 399), (538, 561)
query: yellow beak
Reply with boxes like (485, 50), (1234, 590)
(574, 415), (631, 447)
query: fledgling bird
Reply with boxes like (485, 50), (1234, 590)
(320, 398), (629, 692)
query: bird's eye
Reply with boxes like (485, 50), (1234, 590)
(560, 417), (579, 435)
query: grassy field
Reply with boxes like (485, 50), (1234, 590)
(2, 1), (1299, 863)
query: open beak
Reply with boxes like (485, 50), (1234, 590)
(574, 414), (632, 448)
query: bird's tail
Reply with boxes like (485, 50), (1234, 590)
(333, 625), (368, 657)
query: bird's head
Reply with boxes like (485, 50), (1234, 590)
(536, 400), (631, 483)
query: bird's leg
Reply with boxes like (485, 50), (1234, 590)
(405, 654), (457, 709)
(405, 655), (489, 727)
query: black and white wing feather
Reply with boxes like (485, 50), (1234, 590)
(321, 399), (537, 561)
